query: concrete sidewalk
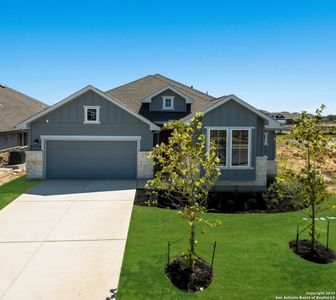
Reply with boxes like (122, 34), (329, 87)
(0, 180), (136, 300)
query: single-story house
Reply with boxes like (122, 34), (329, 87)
(271, 112), (301, 125)
(0, 84), (47, 150)
(17, 74), (281, 191)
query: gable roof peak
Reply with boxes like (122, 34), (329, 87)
(142, 85), (194, 104)
(16, 85), (160, 131)
(152, 74), (214, 100)
(182, 94), (282, 130)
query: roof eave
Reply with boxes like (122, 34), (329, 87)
(16, 85), (160, 131)
(183, 95), (270, 121)
(0, 128), (28, 134)
(142, 85), (194, 104)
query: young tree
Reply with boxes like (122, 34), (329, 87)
(290, 105), (336, 252)
(146, 113), (221, 268)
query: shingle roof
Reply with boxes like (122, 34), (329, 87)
(259, 109), (272, 116)
(105, 74), (219, 117)
(0, 85), (48, 132)
(104, 74), (281, 129)
(105, 75), (281, 129)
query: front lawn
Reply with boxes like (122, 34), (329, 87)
(118, 199), (336, 299)
(0, 176), (40, 210)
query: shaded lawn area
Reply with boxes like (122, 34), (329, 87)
(118, 198), (336, 300)
(0, 176), (40, 210)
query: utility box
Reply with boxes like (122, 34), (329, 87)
(8, 150), (26, 165)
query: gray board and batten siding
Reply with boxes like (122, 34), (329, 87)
(202, 99), (266, 181)
(149, 88), (188, 112)
(29, 90), (154, 151)
(264, 131), (276, 160)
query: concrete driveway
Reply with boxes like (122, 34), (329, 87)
(0, 180), (137, 300)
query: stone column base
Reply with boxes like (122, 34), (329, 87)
(26, 151), (43, 179)
(137, 151), (153, 179)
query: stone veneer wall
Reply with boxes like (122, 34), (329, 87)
(215, 156), (267, 188)
(26, 151), (43, 179)
(137, 151), (153, 179)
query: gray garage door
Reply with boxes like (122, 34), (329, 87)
(46, 140), (137, 179)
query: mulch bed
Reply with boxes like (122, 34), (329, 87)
(165, 256), (213, 292)
(289, 239), (336, 264)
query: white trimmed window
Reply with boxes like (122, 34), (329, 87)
(162, 96), (174, 110)
(207, 127), (252, 168)
(231, 129), (250, 167)
(210, 129), (227, 166)
(84, 106), (100, 124)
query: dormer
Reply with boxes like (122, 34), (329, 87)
(142, 86), (193, 112)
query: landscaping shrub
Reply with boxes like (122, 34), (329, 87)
(263, 174), (306, 212)
(207, 191), (266, 212)
(135, 189), (268, 212)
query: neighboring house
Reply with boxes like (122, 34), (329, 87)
(260, 110), (302, 125)
(271, 111), (301, 125)
(0, 84), (47, 150)
(17, 74), (281, 191)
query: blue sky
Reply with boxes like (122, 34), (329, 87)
(1, 0), (336, 114)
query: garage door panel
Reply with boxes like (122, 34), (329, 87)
(46, 141), (137, 179)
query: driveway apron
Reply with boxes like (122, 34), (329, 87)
(0, 180), (135, 300)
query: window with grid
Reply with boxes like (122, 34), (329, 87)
(87, 108), (97, 121)
(162, 96), (174, 109)
(231, 129), (249, 166)
(164, 98), (172, 108)
(210, 129), (227, 166)
(84, 106), (100, 124)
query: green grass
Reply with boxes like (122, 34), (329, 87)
(118, 199), (336, 300)
(0, 176), (40, 210)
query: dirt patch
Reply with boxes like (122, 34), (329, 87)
(0, 152), (9, 165)
(277, 134), (336, 195)
(165, 256), (213, 292)
(289, 239), (336, 264)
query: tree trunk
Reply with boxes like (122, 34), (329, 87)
(188, 169), (196, 268)
(307, 143), (316, 254)
(187, 220), (196, 269)
(190, 222), (195, 254)
(311, 199), (316, 253)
